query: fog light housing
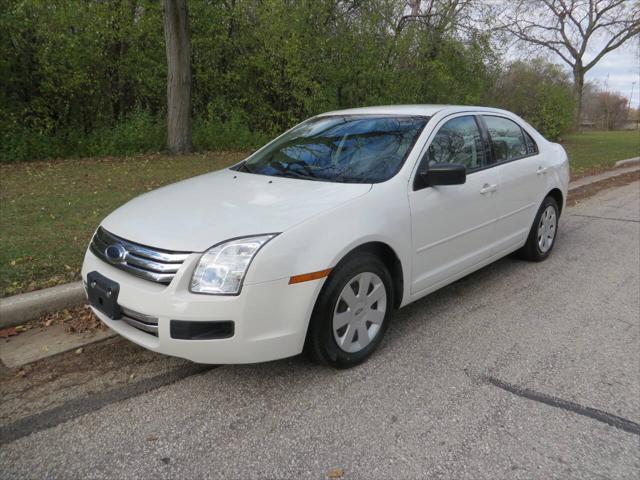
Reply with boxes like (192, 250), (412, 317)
(170, 320), (235, 340)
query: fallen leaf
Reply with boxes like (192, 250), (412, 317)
(328, 467), (344, 478)
(0, 327), (19, 338)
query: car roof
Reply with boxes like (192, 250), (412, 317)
(317, 104), (514, 118)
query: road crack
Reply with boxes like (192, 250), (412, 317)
(482, 375), (640, 436)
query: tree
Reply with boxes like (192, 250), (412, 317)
(396, 0), (478, 39)
(498, 0), (640, 125)
(582, 84), (631, 129)
(162, 0), (192, 154)
(490, 59), (574, 139)
(1, 0), (499, 161)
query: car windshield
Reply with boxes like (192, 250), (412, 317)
(233, 115), (429, 183)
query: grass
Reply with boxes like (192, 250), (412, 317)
(0, 151), (248, 297)
(0, 130), (638, 297)
(561, 130), (639, 177)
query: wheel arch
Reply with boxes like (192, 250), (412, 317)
(547, 188), (564, 215)
(331, 241), (405, 309)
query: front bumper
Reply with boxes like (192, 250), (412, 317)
(81, 249), (323, 364)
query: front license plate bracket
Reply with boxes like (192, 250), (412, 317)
(86, 271), (121, 319)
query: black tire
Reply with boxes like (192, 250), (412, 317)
(306, 252), (394, 369)
(518, 196), (560, 262)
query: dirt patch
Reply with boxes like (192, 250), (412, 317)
(40, 304), (105, 334)
(0, 302), (190, 425)
(0, 304), (104, 340)
(567, 171), (639, 207)
(0, 335), (190, 425)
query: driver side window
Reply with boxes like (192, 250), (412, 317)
(420, 116), (486, 172)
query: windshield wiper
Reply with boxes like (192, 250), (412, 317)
(236, 161), (254, 173)
(271, 169), (321, 181)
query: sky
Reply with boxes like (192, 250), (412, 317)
(583, 38), (640, 108)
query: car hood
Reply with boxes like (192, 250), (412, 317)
(101, 169), (372, 252)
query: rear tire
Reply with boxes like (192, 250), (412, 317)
(518, 196), (559, 262)
(306, 252), (393, 369)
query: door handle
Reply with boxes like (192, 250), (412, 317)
(537, 166), (548, 176)
(480, 183), (498, 195)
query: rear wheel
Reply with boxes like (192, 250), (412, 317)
(307, 253), (393, 368)
(518, 196), (559, 262)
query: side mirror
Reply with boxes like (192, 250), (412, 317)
(416, 163), (466, 189)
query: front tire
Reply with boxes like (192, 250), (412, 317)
(518, 196), (559, 262)
(306, 252), (393, 369)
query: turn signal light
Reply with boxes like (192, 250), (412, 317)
(289, 268), (332, 284)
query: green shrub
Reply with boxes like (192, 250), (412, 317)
(489, 59), (575, 140)
(0, 110), (274, 163)
(0, 111), (165, 162)
(534, 88), (575, 140)
(193, 110), (271, 151)
(77, 110), (165, 158)
(1, 125), (67, 162)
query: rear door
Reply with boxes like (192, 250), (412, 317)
(409, 114), (500, 296)
(480, 115), (545, 253)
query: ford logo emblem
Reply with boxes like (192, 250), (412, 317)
(105, 243), (127, 263)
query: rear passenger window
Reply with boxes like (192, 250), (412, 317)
(523, 130), (538, 155)
(483, 116), (528, 162)
(422, 116), (486, 172)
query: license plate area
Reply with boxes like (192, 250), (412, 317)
(87, 271), (121, 319)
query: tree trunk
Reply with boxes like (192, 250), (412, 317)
(572, 65), (584, 130)
(410, 0), (421, 16)
(162, 0), (192, 154)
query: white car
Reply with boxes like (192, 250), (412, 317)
(82, 105), (569, 368)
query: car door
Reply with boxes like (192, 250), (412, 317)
(480, 115), (545, 253)
(409, 114), (500, 296)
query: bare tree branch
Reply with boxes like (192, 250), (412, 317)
(495, 0), (640, 125)
(584, 23), (640, 71)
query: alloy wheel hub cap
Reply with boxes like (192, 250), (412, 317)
(537, 205), (557, 253)
(332, 272), (387, 354)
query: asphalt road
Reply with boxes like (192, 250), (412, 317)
(2, 182), (639, 479)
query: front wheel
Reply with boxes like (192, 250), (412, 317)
(518, 196), (560, 262)
(306, 253), (393, 369)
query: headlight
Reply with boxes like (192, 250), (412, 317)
(189, 234), (277, 295)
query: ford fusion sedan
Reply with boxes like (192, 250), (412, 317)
(82, 105), (569, 368)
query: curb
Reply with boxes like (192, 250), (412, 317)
(1, 159), (639, 330)
(569, 164), (639, 192)
(0, 282), (85, 329)
(614, 157), (639, 168)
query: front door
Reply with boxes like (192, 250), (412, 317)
(409, 114), (500, 296)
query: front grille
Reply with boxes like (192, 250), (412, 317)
(90, 227), (190, 285)
(121, 306), (159, 336)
